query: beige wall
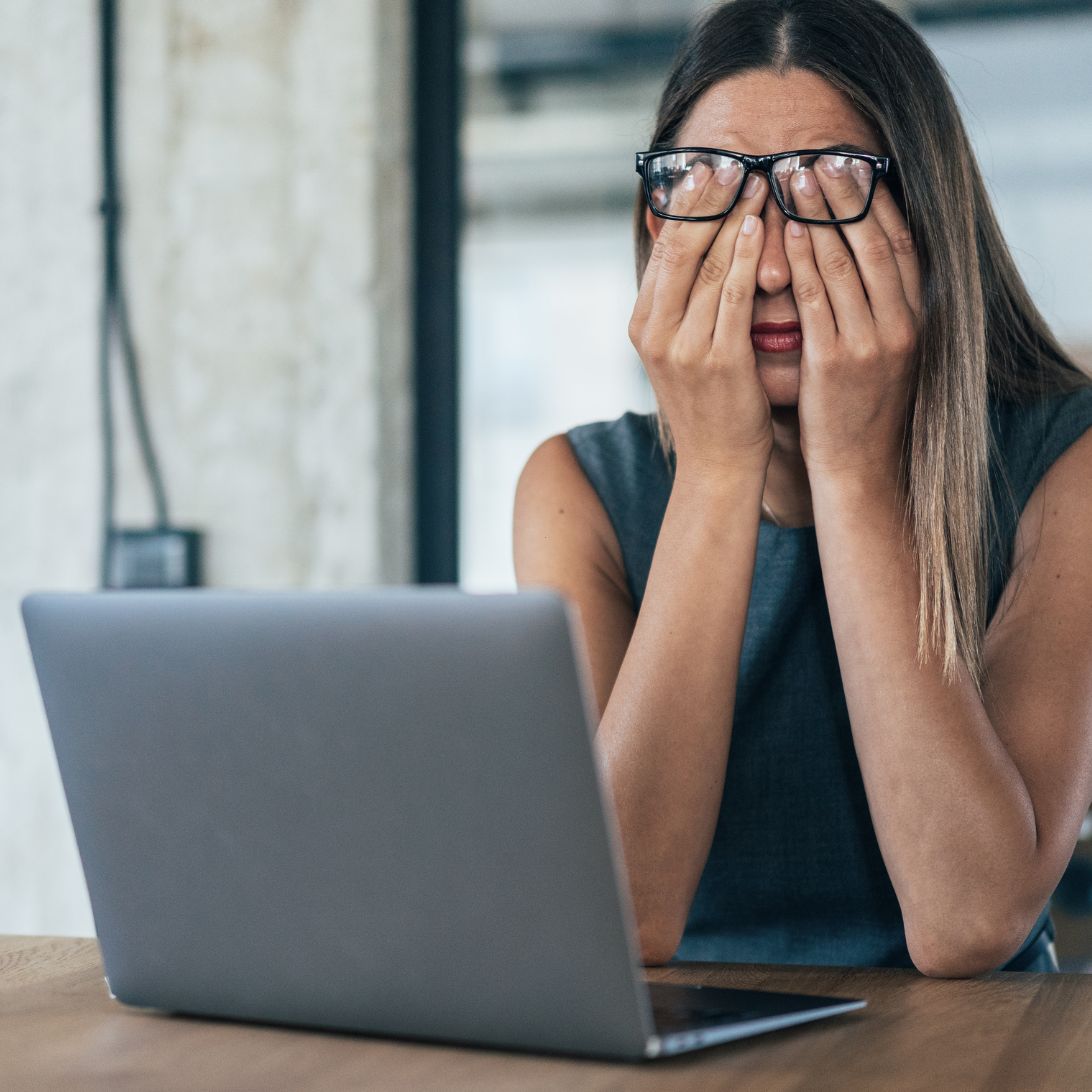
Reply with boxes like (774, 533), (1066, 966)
(0, 1), (413, 935)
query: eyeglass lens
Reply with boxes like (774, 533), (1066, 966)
(646, 151), (875, 220)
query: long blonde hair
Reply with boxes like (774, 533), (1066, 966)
(635, 0), (1091, 692)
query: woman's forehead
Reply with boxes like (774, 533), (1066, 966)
(677, 69), (883, 155)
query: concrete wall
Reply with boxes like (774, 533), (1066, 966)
(0, 1), (413, 935)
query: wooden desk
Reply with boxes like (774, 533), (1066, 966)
(3, 936), (1091, 1090)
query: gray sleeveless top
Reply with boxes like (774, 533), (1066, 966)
(566, 385), (1092, 971)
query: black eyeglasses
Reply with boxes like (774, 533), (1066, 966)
(635, 147), (891, 225)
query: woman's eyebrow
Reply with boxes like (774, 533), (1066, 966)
(668, 142), (882, 156)
(807, 142), (876, 156)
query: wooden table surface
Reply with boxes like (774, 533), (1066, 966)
(3, 935), (1091, 1090)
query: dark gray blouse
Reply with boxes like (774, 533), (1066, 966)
(565, 386), (1092, 970)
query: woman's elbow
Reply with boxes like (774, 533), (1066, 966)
(906, 916), (1029, 979)
(636, 919), (682, 967)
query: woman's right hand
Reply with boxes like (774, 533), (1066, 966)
(628, 163), (774, 483)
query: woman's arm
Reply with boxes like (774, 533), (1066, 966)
(513, 434), (765, 964)
(781, 162), (1092, 977)
(515, 165), (778, 964)
(809, 429), (1092, 978)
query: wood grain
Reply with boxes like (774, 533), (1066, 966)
(1, 936), (1090, 1090)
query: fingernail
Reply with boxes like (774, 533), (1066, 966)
(714, 165), (738, 187)
(743, 174), (761, 198)
(789, 220), (805, 237)
(794, 168), (816, 195)
(742, 214), (758, 236)
(820, 156), (845, 177)
(686, 162), (711, 192)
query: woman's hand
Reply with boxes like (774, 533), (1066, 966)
(628, 163), (774, 483)
(783, 165), (921, 484)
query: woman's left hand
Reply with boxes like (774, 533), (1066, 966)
(783, 162), (921, 484)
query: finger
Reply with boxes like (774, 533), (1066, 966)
(811, 153), (872, 223)
(649, 159), (747, 325)
(867, 177), (922, 318)
(790, 166), (872, 334)
(632, 160), (730, 328)
(679, 173), (769, 342)
(663, 158), (741, 218)
(710, 212), (764, 355)
(782, 216), (838, 358)
(812, 156), (913, 329)
(632, 159), (745, 331)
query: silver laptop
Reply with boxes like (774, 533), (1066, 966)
(22, 587), (865, 1061)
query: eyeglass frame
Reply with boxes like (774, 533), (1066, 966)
(634, 146), (892, 226)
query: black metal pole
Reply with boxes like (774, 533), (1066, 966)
(98, 0), (177, 589)
(98, 0), (119, 586)
(412, 1), (463, 584)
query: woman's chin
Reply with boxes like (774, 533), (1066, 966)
(757, 354), (801, 407)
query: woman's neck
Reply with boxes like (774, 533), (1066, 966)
(764, 407), (814, 527)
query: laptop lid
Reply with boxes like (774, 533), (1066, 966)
(22, 587), (657, 1059)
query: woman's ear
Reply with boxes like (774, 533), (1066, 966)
(645, 206), (665, 242)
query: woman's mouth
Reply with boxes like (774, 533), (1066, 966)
(751, 321), (802, 354)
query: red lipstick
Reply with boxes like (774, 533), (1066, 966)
(751, 321), (802, 354)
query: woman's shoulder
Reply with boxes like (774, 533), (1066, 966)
(989, 381), (1092, 514)
(985, 381), (1092, 617)
(562, 410), (674, 608)
(565, 410), (670, 495)
(566, 408), (662, 455)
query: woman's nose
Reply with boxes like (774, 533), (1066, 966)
(756, 192), (792, 296)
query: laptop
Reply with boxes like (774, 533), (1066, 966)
(22, 587), (865, 1061)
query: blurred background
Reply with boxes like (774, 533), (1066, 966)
(2, 0), (1091, 966)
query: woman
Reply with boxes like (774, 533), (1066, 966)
(512, 0), (1092, 977)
